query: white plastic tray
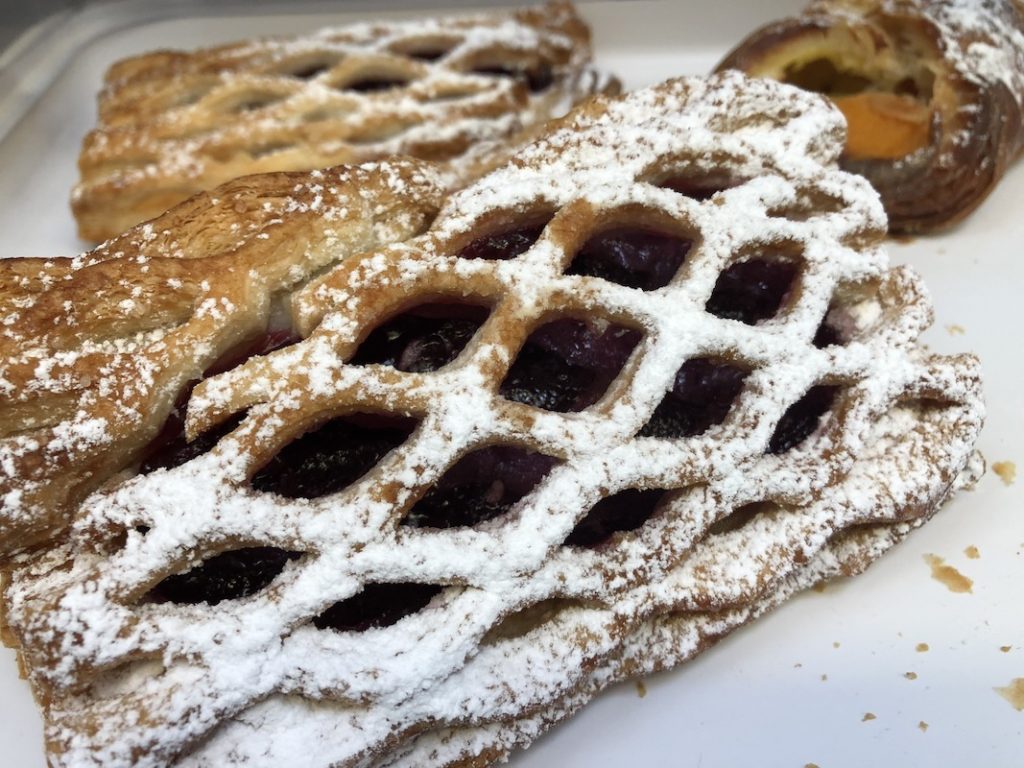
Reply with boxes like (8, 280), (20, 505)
(1, 2), (1021, 766)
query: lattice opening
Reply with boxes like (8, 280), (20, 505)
(224, 92), (287, 114)
(707, 501), (776, 535)
(639, 358), (749, 438)
(140, 330), (301, 474)
(313, 583), (444, 632)
(89, 657), (167, 700)
(145, 547), (303, 606)
(300, 107), (353, 123)
(278, 56), (343, 80)
(468, 63), (555, 93)
(815, 279), (885, 345)
(251, 414), (419, 499)
(421, 87), (480, 103)
(767, 188), (848, 222)
(499, 317), (643, 413)
(563, 488), (667, 548)
(767, 385), (840, 454)
(350, 302), (489, 372)
(456, 217), (552, 261)
(390, 37), (461, 62)
(565, 227), (691, 291)
(482, 598), (601, 644)
(337, 74), (412, 93)
(705, 256), (801, 324)
(400, 446), (558, 529)
(813, 317), (844, 348)
(170, 84), (214, 109)
(655, 173), (741, 201)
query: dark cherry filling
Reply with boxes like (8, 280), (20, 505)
(563, 488), (666, 548)
(349, 303), (489, 372)
(706, 259), (799, 324)
(313, 582), (443, 631)
(251, 414), (417, 499)
(813, 319), (843, 348)
(140, 329), (300, 473)
(500, 319), (642, 412)
(767, 385), (839, 454)
(658, 176), (736, 201)
(566, 228), (691, 291)
(639, 358), (748, 439)
(470, 64), (554, 93)
(457, 224), (547, 261)
(343, 77), (409, 93)
(401, 446), (558, 529)
(147, 547), (301, 606)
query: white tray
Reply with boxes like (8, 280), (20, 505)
(1, 2), (1022, 766)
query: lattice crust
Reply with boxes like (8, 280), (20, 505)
(377, 507), (968, 768)
(3, 73), (983, 768)
(0, 159), (445, 557)
(716, 0), (1024, 234)
(72, 0), (617, 242)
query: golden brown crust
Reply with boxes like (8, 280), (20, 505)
(72, 1), (617, 242)
(1, 159), (445, 558)
(717, 0), (1024, 234)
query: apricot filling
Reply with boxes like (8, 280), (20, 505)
(832, 92), (932, 160)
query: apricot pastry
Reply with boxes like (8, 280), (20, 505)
(718, 0), (1024, 233)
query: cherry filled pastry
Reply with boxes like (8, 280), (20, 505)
(71, 0), (618, 241)
(2, 72), (982, 767)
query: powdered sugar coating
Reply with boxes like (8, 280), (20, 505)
(0, 159), (445, 555)
(73, 1), (615, 241)
(4, 73), (983, 767)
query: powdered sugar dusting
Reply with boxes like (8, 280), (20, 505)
(4, 73), (983, 767)
(0, 159), (444, 554)
(73, 1), (615, 241)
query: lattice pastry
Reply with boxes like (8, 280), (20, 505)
(72, 0), (617, 242)
(717, 0), (1024, 233)
(0, 159), (445, 557)
(3, 72), (983, 767)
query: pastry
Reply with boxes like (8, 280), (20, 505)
(0, 159), (445, 557)
(72, 1), (617, 242)
(717, 0), (1024, 233)
(3, 72), (983, 767)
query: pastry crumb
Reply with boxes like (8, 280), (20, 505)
(833, 641), (841, 649)
(923, 554), (973, 593)
(918, 721), (929, 732)
(904, 671), (918, 680)
(821, 674), (828, 682)
(945, 323), (965, 335)
(916, 642), (930, 652)
(1000, 645), (1012, 653)
(964, 545), (980, 559)
(992, 461), (1016, 485)
(994, 678), (1024, 711)
(635, 681), (647, 698)
(862, 712), (877, 722)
